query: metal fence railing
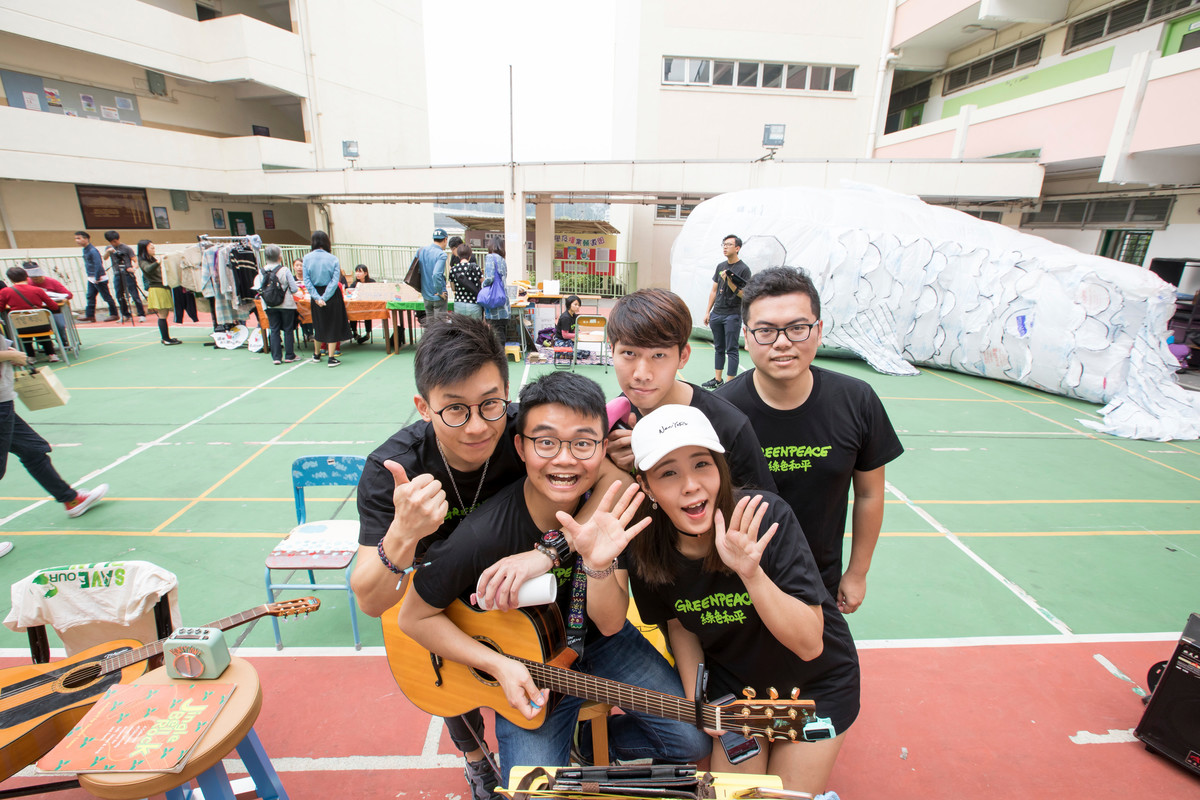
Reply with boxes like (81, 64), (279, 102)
(552, 259), (638, 298)
(0, 254), (88, 296)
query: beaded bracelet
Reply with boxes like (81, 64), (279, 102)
(534, 543), (560, 567)
(378, 539), (404, 575)
(581, 558), (618, 580)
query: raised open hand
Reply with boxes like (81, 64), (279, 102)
(714, 495), (778, 581)
(556, 480), (649, 570)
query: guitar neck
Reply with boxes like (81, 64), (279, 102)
(100, 606), (270, 674)
(516, 657), (721, 730)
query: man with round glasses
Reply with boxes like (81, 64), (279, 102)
(716, 267), (902, 615)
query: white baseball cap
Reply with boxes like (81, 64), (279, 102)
(631, 404), (725, 471)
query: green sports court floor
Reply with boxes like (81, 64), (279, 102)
(2, 322), (1198, 799)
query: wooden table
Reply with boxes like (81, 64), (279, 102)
(76, 657), (288, 800)
(386, 300), (455, 351)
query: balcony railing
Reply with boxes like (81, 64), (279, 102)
(553, 259), (638, 297)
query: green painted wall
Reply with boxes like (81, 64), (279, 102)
(1162, 10), (1200, 56)
(941, 48), (1114, 119)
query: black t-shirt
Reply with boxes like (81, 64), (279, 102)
(107, 243), (135, 275)
(710, 259), (750, 316)
(627, 384), (775, 493)
(716, 366), (903, 594)
(556, 311), (577, 340)
(355, 406), (525, 560)
(628, 492), (859, 732)
(415, 480), (606, 646)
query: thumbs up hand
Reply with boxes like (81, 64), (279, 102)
(382, 459), (449, 552)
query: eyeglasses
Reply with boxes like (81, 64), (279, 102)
(521, 434), (602, 460)
(747, 322), (820, 345)
(433, 398), (508, 427)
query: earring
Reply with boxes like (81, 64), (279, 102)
(651, 500), (658, 510)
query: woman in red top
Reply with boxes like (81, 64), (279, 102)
(0, 265), (61, 362)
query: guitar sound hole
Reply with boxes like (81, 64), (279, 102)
(469, 637), (501, 685)
(62, 664), (102, 689)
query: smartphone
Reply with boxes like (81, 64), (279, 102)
(718, 730), (761, 765)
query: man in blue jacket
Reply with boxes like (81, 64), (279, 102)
(418, 228), (449, 320)
(74, 231), (118, 323)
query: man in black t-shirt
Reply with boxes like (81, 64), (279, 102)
(716, 268), (903, 614)
(702, 234), (751, 390)
(102, 230), (145, 320)
(604, 289), (774, 492)
(353, 315), (523, 800)
(400, 372), (710, 786)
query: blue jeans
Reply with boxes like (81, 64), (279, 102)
(709, 313), (741, 377)
(495, 621), (711, 786)
(84, 280), (117, 318)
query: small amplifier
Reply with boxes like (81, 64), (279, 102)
(164, 627), (231, 680)
(1135, 613), (1200, 776)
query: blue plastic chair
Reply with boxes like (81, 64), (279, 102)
(264, 455), (365, 650)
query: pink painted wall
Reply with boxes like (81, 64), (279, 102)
(874, 130), (957, 158)
(962, 92), (1121, 161)
(892, 0), (977, 47)
(1130, 67), (1200, 152)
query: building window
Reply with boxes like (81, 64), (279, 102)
(656, 201), (697, 221)
(885, 78), (932, 133)
(1102, 230), (1154, 265)
(960, 210), (1005, 223)
(662, 56), (854, 93)
(1066, 0), (1199, 51)
(1021, 197), (1174, 229)
(943, 38), (1043, 94)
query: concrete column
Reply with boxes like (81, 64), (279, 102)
(1100, 50), (1153, 185)
(535, 202), (555, 284)
(504, 167), (527, 281)
(952, 104), (975, 159)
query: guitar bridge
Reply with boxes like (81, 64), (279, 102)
(430, 653), (444, 687)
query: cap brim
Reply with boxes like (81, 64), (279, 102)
(635, 437), (725, 471)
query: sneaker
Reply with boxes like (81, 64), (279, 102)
(463, 757), (500, 800)
(311, 353), (322, 363)
(47, 354), (60, 363)
(138, 316), (146, 322)
(0, 541), (12, 558)
(102, 315), (119, 322)
(327, 356), (341, 367)
(64, 484), (109, 518)
(283, 355), (298, 363)
(76, 315), (96, 323)
(273, 359), (282, 365)
(162, 338), (182, 346)
(701, 378), (724, 390)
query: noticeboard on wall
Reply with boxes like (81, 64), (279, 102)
(76, 185), (153, 230)
(0, 69), (143, 125)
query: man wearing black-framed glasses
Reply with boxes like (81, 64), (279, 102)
(716, 267), (903, 617)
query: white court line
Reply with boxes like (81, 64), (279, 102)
(423, 716), (446, 757)
(0, 360), (308, 528)
(885, 480), (1074, 636)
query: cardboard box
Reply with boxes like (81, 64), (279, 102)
(13, 366), (70, 410)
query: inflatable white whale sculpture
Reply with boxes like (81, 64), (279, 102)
(670, 185), (1200, 441)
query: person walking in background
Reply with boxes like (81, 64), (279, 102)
(137, 240), (182, 346)
(449, 243), (483, 318)
(418, 228), (449, 320)
(0, 334), (108, 522)
(0, 266), (62, 362)
(74, 231), (118, 323)
(255, 245), (300, 365)
(702, 234), (751, 389)
(102, 230), (146, 322)
(302, 230), (352, 367)
(350, 264), (375, 344)
(23, 263), (72, 349)
(481, 238), (510, 345)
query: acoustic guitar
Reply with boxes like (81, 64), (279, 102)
(382, 591), (815, 740)
(0, 597), (319, 781)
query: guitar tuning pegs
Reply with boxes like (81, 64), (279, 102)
(790, 687), (800, 700)
(787, 708), (797, 719)
(788, 730), (798, 741)
(740, 706), (750, 717)
(741, 725), (751, 737)
(764, 707), (774, 719)
(768, 687), (778, 700)
(742, 687), (756, 700)
(765, 729), (775, 743)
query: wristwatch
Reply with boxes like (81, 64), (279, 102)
(540, 530), (572, 567)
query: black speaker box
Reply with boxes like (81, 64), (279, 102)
(1135, 613), (1200, 776)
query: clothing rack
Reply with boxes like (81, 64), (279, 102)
(196, 235), (268, 345)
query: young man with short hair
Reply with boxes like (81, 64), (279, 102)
(102, 230), (145, 321)
(399, 371), (710, 786)
(716, 267), (903, 614)
(354, 314), (523, 800)
(75, 231), (118, 323)
(418, 228), (450, 319)
(605, 288), (774, 492)
(702, 234), (751, 389)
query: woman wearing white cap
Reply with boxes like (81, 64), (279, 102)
(620, 404), (860, 796)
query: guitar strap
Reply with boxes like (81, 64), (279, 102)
(565, 554), (588, 659)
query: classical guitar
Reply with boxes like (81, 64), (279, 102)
(382, 591), (816, 740)
(0, 597), (319, 781)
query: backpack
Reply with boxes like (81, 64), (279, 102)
(258, 265), (287, 306)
